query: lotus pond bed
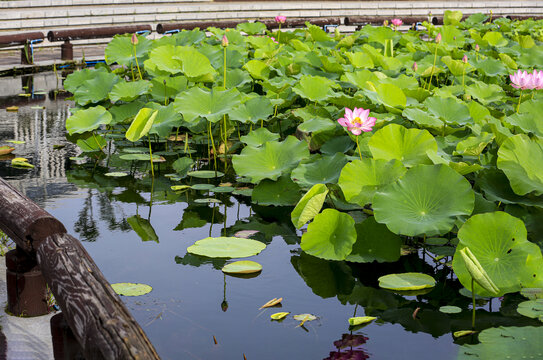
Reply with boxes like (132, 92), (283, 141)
(3, 10), (543, 359)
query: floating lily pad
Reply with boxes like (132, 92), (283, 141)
(111, 282), (152, 297)
(271, 312), (290, 321)
(187, 170), (224, 178)
(191, 184), (215, 191)
(212, 186), (235, 193)
(378, 273), (436, 291)
(517, 299), (543, 321)
(439, 305), (462, 314)
(105, 172), (128, 177)
(293, 313), (317, 327)
(222, 260), (262, 274)
(193, 198), (221, 204)
(234, 230), (259, 239)
(186, 237), (266, 258)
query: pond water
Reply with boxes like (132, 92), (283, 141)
(1, 72), (536, 360)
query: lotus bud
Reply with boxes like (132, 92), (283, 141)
(334, 27), (340, 38)
(412, 62), (418, 71)
(383, 20), (389, 27)
(475, 44), (480, 52)
(462, 55), (468, 63)
(221, 300), (228, 312)
(221, 34), (229, 47)
(435, 33), (442, 44)
(131, 33), (138, 45)
(275, 15), (286, 24)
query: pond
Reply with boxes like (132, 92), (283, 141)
(1, 14), (543, 359)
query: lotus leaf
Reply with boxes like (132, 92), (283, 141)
(472, 57), (507, 77)
(375, 83), (406, 109)
(378, 273), (436, 291)
(424, 97), (471, 126)
(174, 46), (215, 80)
(455, 132), (495, 156)
(292, 75), (340, 103)
(149, 76), (188, 103)
(232, 136), (309, 183)
(105, 34), (152, 67)
(240, 128), (279, 147)
(66, 106), (112, 135)
(174, 87), (241, 123)
(439, 306), (462, 314)
(368, 124), (438, 167)
(186, 237), (266, 258)
(229, 97), (274, 124)
(338, 158), (406, 207)
(453, 212), (543, 297)
(127, 215), (158, 242)
(126, 108), (158, 142)
(346, 216), (402, 263)
(64, 68), (105, 93)
(348, 316), (376, 327)
(402, 108), (444, 129)
(291, 184), (328, 229)
(104, 172), (128, 177)
(222, 260), (262, 274)
(290, 153), (347, 189)
(504, 113), (543, 137)
(300, 209), (357, 261)
(243, 60), (270, 80)
(74, 133), (107, 152)
(345, 52), (374, 69)
(517, 299), (543, 321)
(111, 282), (152, 296)
(191, 184), (215, 191)
(172, 157), (193, 177)
(73, 71), (119, 106)
(482, 31), (508, 47)
(251, 175), (300, 206)
(457, 326), (543, 360)
(373, 164), (474, 236)
(146, 103), (183, 138)
(187, 170), (224, 179)
(109, 80), (151, 103)
(109, 101), (145, 125)
(270, 312), (289, 320)
(497, 134), (543, 196)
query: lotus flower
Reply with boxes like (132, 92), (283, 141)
(435, 33), (442, 43)
(338, 107), (376, 135)
(412, 62), (418, 71)
(131, 33), (138, 45)
(462, 55), (468, 63)
(391, 18), (403, 27)
(275, 15), (286, 24)
(532, 70), (543, 90)
(510, 70), (533, 90)
(475, 44), (480, 51)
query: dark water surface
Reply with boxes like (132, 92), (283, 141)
(0, 73), (470, 360)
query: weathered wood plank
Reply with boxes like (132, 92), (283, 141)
(37, 233), (160, 360)
(0, 178), (66, 253)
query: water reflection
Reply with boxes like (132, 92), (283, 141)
(325, 334), (370, 360)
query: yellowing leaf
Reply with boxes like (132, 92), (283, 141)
(259, 297), (283, 310)
(293, 313), (317, 327)
(171, 185), (191, 192)
(348, 316), (377, 327)
(453, 330), (478, 338)
(0, 146), (15, 155)
(271, 312), (289, 320)
(6, 106), (18, 112)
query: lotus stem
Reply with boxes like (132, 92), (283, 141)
(208, 121), (217, 171)
(277, 24), (281, 44)
(517, 89), (523, 113)
(147, 135), (154, 178)
(427, 43), (439, 91)
(223, 46), (227, 90)
(462, 65), (466, 88)
(92, 132), (104, 152)
(223, 114), (228, 172)
(471, 277), (476, 329)
(133, 44), (143, 80)
(355, 135), (363, 161)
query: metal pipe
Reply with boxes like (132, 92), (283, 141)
(0, 32), (44, 48)
(260, 17), (341, 29)
(157, 20), (247, 34)
(344, 16), (439, 26)
(47, 25), (152, 42)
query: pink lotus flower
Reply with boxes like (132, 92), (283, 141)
(532, 70), (543, 90)
(510, 70), (533, 90)
(435, 33), (442, 44)
(275, 15), (286, 24)
(269, 36), (278, 44)
(412, 62), (418, 71)
(462, 55), (468, 63)
(475, 44), (480, 51)
(338, 107), (376, 135)
(391, 18), (403, 27)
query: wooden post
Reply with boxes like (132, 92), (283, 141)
(50, 313), (85, 360)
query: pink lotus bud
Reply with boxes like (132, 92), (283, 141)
(462, 55), (468, 63)
(221, 34), (228, 47)
(131, 33), (138, 45)
(275, 15), (286, 24)
(435, 33), (442, 44)
(475, 44), (480, 51)
(383, 20), (389, 27)
(412, 62), (418, 71)
(391, 18), (403, 27)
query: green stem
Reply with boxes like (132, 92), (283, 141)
(223, 114), (228, 172)
(471, 277), (476, 329)
(209, 121), (217, 171)
(147, 135), (154, 178)
(92, 132), (104, 152)
(355, 135), (363, 160)
(427, 43), (439, 91)
(462, 66), (465, 88)
(223, 46), (227, 90)
(517, 89), (523, 113)
(277, 24), (281, 43)
(133, 44), (143, 80)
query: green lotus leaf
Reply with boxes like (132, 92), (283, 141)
(127, 215), (158, 242)
(424, 96), (471, 126)
(105, 34), (152, 67)
(455, 132), (495, 156)
(173, 46), (215, 80)
(441, 56), (474, 76)
(520, 288), (543, 300)
(66, 106), (112, 135)
(402, 107), (444, 129)
(373, 164), (474, 236)
(497, 134), (543, 196)
(187, 170), (224, 179)
(144, 103), (182, 138)
(291, 153), (348, 189)
(126, 108), (158, 142)
(109, 80), (151, 103)
(119, 153), (162, 161)
(465, 81), (505, 105)
(345, 52), (374, 69)
(472, 57), (508, 77)
(236, 21), (266, 35)
(74, 133), (107, 152)
(457, 326), (543, 360)
(111, 282), (152, 297)
(341, 69), (379, 90)
(378, 273), (436, 291)
(439, 305), (462, 314)
(64, 68), (106, 93)
(240, 128), (279, 147)
(229, 97), (274, 124)
(222, 260), (262, 274)
(368, 124), (438, 167)
(173, 87), (241, 124)
(171, 185), (190, 192)
(243, 59), (270, 80)
(476, 169), (543, 208)
(346, 216), (402, 263)
(338, 158), (406, 207)
(483, 31), (508, 47)
(191, 184), (215, 191)
(224, 68), (252, 89)
(172, 157), (194, 177)
(517, 299), (543, 320)
(300, 208), (357, 261)
(292, 75), (340, 103)
(291, 184), (329, 229)
(453, 211), (543, 297)
(73, 71), (119, 106)
(145, 45), (183, 74)
(504, 113), (543, 137)
(232, 136), (309, 183)
(517, 46), (543, 68)
(375, 83), (406, 109)
(186, 237), (266, 258)
(320, 136), (355, 155)
(149, 76), (188, 103)
(108, 101), (145, 125)
(251, 175), (300, 206)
